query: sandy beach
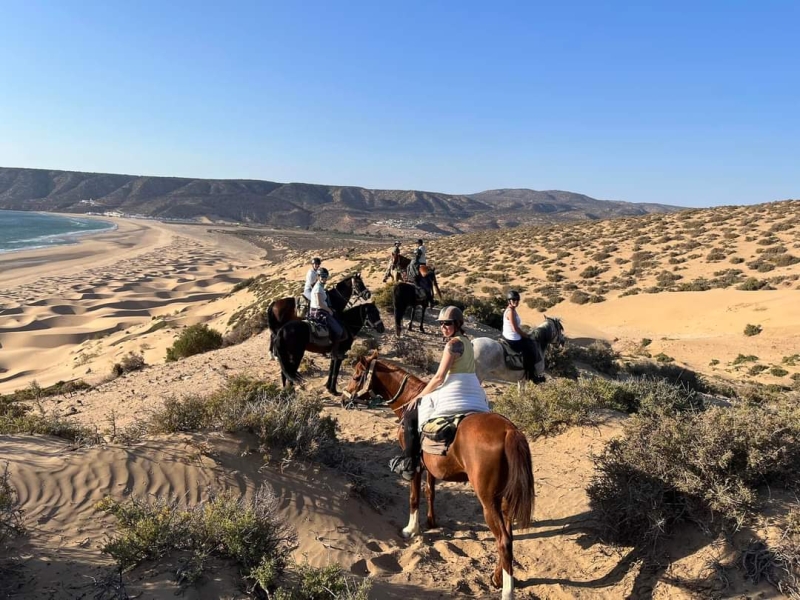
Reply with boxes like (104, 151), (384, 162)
(0, 217), (265, 394)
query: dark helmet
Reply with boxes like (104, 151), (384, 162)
(317, 267), (329, 279)
(417, 238), (423, 245)
(311, 257), (321, 265)
(436, 306), (464, 323)
(507, 290), (521, 302)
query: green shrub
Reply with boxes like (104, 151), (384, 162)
(623, 361), (706, 394)
(769, 366), (789, 377)
(274, 563), (372, 600)
(744, 324), (763, 337)
(588, 399), (800, 547)
(97, 484), (295, 590)
(580, 265), (604, 279)
(166, 324), (223, 362)
(496, 376), (700, 440)
(463, 296), (505, 329)
(737, 277), (770, 291)
(733, 354), (759, 365)
(654, 352), (674, 363)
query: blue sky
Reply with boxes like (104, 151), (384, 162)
(1, 1), (797, 207)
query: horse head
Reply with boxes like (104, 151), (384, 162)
(545, 315), (566, 347)
(343, 350), (380, 403)
(363, 302), (386, 334)
(352, 272), (372, 301)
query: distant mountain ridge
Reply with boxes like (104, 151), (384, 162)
(0, 167), (682, 233)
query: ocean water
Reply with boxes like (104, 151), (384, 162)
(0, 210), (116, 254)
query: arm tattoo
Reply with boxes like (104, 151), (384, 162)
(446, 338), (464, 357)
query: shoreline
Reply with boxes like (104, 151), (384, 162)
(0, 216), (266, 393)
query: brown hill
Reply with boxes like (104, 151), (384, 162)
(0, 166), (681, 233)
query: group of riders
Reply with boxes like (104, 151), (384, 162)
(293, 241), (547, 481)
(383, 239), (435, 302)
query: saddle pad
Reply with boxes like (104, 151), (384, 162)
(498, 338), (525, 371)
(421, 413), (469, 456)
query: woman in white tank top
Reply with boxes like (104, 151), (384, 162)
(502, 290), (538, 381)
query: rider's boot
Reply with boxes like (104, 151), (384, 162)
(389, 406), (420, 480)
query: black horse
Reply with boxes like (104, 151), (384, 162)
(267, 273), (371, 359)
(274, 302), (385, 395)
(392, 270), (442, 336)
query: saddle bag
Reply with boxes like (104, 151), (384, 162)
(498, 338), (525, 371)
(421, 413), (469, 456)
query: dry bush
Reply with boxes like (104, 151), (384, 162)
(0, 463), (23, 547)
(744, 324), (763, 337)
(370, 283), (394, 310)
(623, 361), (707, 394)
(570, 290), (590, 305)
(112, 352), (145, 377)
(394, 337), (433, 372)
(149, 376), (337, 460)
(224, 311), (269, 346)
(588, 398), (800, 548)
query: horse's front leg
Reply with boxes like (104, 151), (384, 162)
(407, 305), (416, 332)
(328, 358), (342, 395)
(425, 470), (436, 529)
(269, 333), (276, 360)
(419, 306), (426, 333)
(401, 469), (422, 539)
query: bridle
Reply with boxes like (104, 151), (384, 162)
(342, 359), (409, 405)
(344, 275), (372, 309)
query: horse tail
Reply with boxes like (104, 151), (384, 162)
(502, 427), (534, 530)
(275, 329), (304, 386)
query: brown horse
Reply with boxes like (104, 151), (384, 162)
(384, 254), (412, 283)
(343, 353), (534, 599)
(266, 273), (371, 359)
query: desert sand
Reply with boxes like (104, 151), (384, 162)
(1, 206), (798, 598)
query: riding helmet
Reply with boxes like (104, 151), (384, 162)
(394, 241), (401, 246)
(317, 267), (329, 279)
(312, 257), (322, 265)
(436, 306), (464, 323)
(507, 290), (521, 302)
(417, 238), (423, 245)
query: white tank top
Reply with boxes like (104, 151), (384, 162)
(502, 307), (521, 341)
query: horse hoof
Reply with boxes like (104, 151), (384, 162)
(401, 527), (419, 539)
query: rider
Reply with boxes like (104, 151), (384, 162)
(383, 241), (402, 283)
(502, 290), (543, 383)
(409, 238), (433, 302)
(389, 306), (489, 480)
(309, 267), (345, 359)
(300, 257), (322, 317)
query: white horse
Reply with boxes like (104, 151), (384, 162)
(474, 316), (565, 384)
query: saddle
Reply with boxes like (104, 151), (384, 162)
(413, 285), (429, 303)
(297, 295), (309, 318)
(421, 413), (469, 456)
(498, 338), (525, 371)
(305, 315), (330, 345)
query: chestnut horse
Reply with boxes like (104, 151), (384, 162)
(266, 273), (371, 359)
(384, 254), (412, 283)
(343, 352), (534, 599)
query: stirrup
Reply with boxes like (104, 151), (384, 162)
(388, 456), (415, 481)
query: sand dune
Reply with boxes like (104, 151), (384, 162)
(1, 207), (797, 598)
(0, 219), (265, 393)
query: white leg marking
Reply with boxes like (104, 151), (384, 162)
(501, 569), (514, 600)
(402, 509), (420, 538)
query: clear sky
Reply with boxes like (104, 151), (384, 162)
(1, 1), (797, 207)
